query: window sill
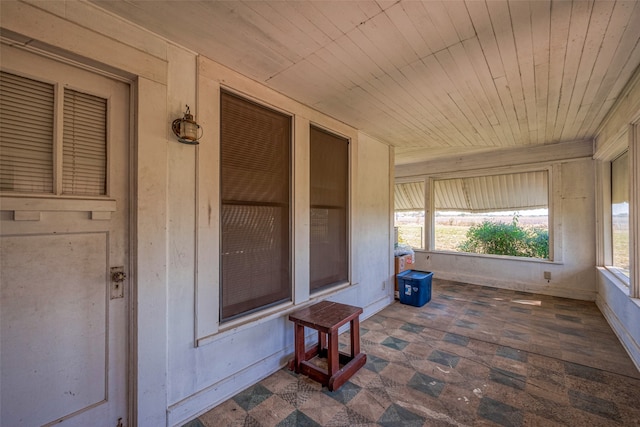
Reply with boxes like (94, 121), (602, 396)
(597, 266), (630, 295)
(196, 281), (355, 348)
(416, 249), (561, 265)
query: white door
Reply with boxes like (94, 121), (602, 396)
(0, 44), (130, 427)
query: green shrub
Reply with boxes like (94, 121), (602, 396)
(458, 216), (548, 259)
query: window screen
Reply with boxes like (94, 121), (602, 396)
(220, 91), (291, 321)
(309, 125), (348, 292)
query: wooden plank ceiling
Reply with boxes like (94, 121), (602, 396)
(93, 0), (640, 165)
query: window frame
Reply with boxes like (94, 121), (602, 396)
(597, 127), (632, 291)
(609, 150), (630, 284)
(308, 124), (350, 294)
(218, 89), (293, 323)
(194, 70), (358, 346)
(425, 165), (555, 262)
(0, 69), (113, 200)
(394, 177), (426, 250)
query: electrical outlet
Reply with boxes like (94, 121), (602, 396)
(544, 271), (551, 280)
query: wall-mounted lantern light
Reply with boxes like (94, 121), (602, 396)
(171, 105), (202, 144)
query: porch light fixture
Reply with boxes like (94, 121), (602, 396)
(172, 105), (202, 144)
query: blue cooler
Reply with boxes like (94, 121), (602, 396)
(397, 270), (433, 307)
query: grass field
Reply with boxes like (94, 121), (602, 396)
(397, 224), (476, 251)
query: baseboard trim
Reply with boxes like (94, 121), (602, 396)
(433, 270), (596, 301)
(167, 295), (393, 426)
(596, 295), (640, 372)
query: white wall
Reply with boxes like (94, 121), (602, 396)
(395, 141), (597, 301)
(0, 2), (394, 425)
(166, 57), (394, 426)
(594, 65), (640, 370)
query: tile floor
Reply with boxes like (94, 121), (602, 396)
(183, 279), (640, 426)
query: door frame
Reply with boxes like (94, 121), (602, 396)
(0, 37), (139, 426)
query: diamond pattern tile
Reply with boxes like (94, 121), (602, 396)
(186, 279), (640, 427)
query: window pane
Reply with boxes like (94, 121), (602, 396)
(434, 171), (549, 259)
(394, 181), (424, 249)
(0, 71), (54, 193)
(309, 126), (348, 292)
(611, 151), (629, 277)
(220, 91), (291, 321)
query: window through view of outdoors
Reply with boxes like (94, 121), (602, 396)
(611, 150), (630, 278)
(395, 171), (549, 259)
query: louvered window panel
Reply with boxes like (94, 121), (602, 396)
(63, 89), (107, 195)
(0, 71), (54, 193)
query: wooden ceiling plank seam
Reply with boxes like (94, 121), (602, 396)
(333, 39), (451, 137)
(466, 0), (522, 144)
(511, 0), (539, 145)
(315, 42), (378, 96)
(383, 68), (459, 145)
(363, 75), (444, 138)
(493, 75), (523, 146)
(461, 37), (516, 146)
(487, 0), (529, 145)
(422, 1), (463, 49)
(577, 1), (640, 139)
(285, 1), (344, 43)
(544, 0), (573, 144)
(560, 0), (616, 141)
(418, 55), (481, 147)
(357, 10), (420, 70)
(400, 59), (471, 147)
(442, 0), (477, 41)
(356, 77), (440, 138)
(267, 58), (348, 107)
(306, 48), (360, 93)
(393, 64), (470, 147)
(402, 1), (449, 54)
(434, 48), (500, 146)
(570, 0), (634, 140)
(530, 0), (552, 145)
(318, 36), (429, 137)
(440, 43), (507, 146)
(357, 0), (386, 21)
(551, 0), (595, 143)
(347, 23), (407, 81)
(464, 0), (505, 79)
(336, 31), (386, 82)
(201, 2), (297, 72)
(239, 1), (320, 62)
(312, 1), (380, 35)
(448, 41), (502, 132)
(383, 2), (434, 59)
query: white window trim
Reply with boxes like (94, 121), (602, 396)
(595, 126), (632, 293)
(194, 56), (359, 346)
(631, 122), (640, 298)
(394, 177), (426, 250)
(421, 163), (557, 262)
